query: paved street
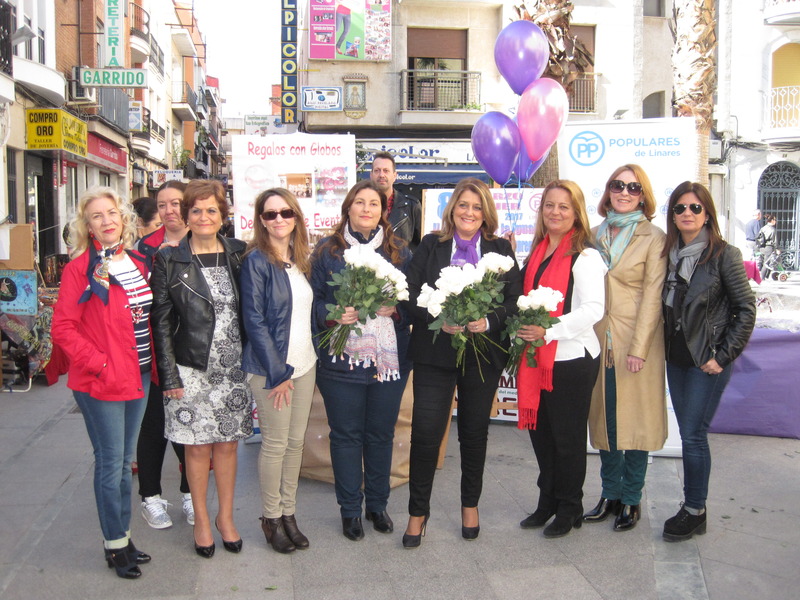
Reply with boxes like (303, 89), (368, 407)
(0, 370), (798, 600)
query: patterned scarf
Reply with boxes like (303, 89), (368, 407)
(595, 210), (645, 269)
(341, 224), (400, 381)
(516, 230), (573, 430)
(79, 238), (125, 305)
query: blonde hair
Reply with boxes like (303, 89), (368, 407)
(69, 187), (137, 257)
(526, 180), (593, 264)
(438, 178), (499, 242)
(597, 164), (657, 220)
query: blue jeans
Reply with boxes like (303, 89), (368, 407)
(317, 374), (407, 518)
(599, 367), (649, 505)
(75, 374), (150, 544)
(667, 362), (732, 510)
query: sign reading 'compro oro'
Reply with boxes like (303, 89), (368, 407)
(79, 68), (148, 88)
(26, 109), (88, 157)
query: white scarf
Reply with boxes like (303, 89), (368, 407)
(341, 224), (400, 381)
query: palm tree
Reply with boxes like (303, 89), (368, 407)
(672, 0), (716, 185)
(513, 1), (593, 186)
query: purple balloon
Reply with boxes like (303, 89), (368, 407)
(512, 145), (549, 182)
(471, 112), (521, 184)
(494, 21), (549, 95)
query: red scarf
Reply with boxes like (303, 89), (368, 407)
(517, 230), (574, 430)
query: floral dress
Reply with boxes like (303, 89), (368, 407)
(164, 262), (253, 444)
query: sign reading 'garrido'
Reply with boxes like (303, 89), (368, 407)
(80, 68), (148, 88)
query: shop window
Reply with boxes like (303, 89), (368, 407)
(99, 172), (111, 187)
(6, 148), (16, 223)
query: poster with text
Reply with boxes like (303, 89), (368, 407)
(232, 133), (356, 239)
(557, 117), (699, 232)
(309, 0), (392, 61)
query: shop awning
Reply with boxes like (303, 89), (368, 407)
(360, 163), (490, 185)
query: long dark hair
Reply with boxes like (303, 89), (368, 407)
(662, 181), (725, 264)
(246, 188), (311, 275)
(316, 180), (404, 266)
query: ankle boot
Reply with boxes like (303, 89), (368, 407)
(281, 514), (309, 549)
(104, 547), (142, 579)
(260, 516), (296, 553)
(613, 504), (641, 531)
(583, 498), (621, 522)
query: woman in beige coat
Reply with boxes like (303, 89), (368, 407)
(583, 165), (667, 532)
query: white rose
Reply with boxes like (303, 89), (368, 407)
(417, 283), (434, 308)
(427, 302), (443, 317)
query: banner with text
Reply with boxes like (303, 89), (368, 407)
(557, 118), (698, 232)
(232, 133), (356, 238)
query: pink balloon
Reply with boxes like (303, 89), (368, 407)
(517, 78), (569, 162)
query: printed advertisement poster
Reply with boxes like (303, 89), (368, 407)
(232, 133), (356, 238)
(421, 186), (544, 266)
(557, 117), (698, 232)
(309, 0), (392, 61)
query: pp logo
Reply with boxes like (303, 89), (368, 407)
(569, 131), (605, 166)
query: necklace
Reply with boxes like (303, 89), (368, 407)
(190, 239), (220, 269)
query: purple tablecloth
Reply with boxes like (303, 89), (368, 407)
(710, 328), (800, 439)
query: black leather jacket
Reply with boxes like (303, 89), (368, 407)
(151, 233), (247, 390)
(388, 189), (421, 252)
(665, 244), (755, 368)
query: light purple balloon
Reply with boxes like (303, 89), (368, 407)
(512, 144), (549, 182)
(494, 21), (549, 95)
(471, 112), (521, 184)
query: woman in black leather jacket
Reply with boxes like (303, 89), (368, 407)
(151, 180), (252, 558)
(661, 181), (755, 542)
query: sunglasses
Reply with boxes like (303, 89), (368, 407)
(262, 208), (296, 221)
(672, 203), (704, 215)
(608, 180), (643, 196)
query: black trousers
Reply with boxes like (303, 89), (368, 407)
(408, 356), (503, 517)
(529, 351), (600, 519)
(136, 381), (189, 499)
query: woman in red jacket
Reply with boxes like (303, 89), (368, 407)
(52, 187), (155, 580)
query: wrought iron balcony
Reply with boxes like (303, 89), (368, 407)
(569, 73), (597, 114)
(172, 81), (197, 121)
(401, 69), (481, 111)
(0, 1), (13, 77)
(763, 85), (800, 142)
(96, 87), (130, 134)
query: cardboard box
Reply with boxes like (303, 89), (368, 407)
(0, 225), (35, 271)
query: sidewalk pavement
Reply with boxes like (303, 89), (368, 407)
(0, 379), (798, 600)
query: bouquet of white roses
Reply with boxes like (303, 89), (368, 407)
(416, 252), (515, 373)
(502, 286), (563, 376)
(318, 245), (409, 360)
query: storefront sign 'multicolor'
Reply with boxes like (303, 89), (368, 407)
(80, 68), (148, 88)
(26, 109), (88, 157)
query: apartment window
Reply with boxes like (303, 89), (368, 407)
(643, 91), (666, 118)
(406, 28), (473, 110)
(36, 27), (43, 64)
(23, 16), (32, 60)
(96, 18), (103, 66)
(569, 25), (596, 113)
(6, 148), (17, 224)
(644, 0), (665, 18)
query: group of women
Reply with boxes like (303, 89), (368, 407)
(52, 164), (755, 579)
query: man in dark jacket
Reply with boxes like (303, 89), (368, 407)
(370, 151), (421, 252)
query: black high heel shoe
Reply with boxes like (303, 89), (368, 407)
(104, 547), (142, 579)
(402, 515), (429, 548)
(125, 540), (151, 564)
(194, 527), (216, 558)
(461, 507), (480, 540)
(215, 518), (243, 553)
(583, 498), (622, 523)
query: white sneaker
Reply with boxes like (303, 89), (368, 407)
(182, 493), (195, 525)
(141, 495), (173, 529)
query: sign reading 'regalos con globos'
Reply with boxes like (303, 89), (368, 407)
(309, 0), (392, 61)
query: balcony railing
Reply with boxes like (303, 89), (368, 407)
(0, 2), (12, 77)
(150, 118), (165, 140)
(765, 0), (800, 25)
(400, 69), (481, 111)
(129, 3), (149, 41)
(569, 73), (597, 114)
(767, 86), (800, 129)
(149, 34), (164, 75)
(96, 87), (130, 133)
(132, 106), (151, 140)
(173, 81), (197, 111)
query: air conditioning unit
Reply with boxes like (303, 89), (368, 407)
(68, 67), (97, 104)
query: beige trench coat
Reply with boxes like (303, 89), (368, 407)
(588, 220), (668, 451)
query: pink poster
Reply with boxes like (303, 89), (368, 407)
(309, 0), (391, 61)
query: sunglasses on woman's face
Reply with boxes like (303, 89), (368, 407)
(672, 203), (704, 215)
(262, 208), (296, 221)
(608, 180), (643, 196)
